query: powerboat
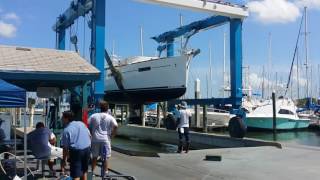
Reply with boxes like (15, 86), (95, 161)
(189, 107), (235, 127)
(246, 98), (310, 130)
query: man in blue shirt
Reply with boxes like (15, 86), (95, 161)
(61, 111), (91, 180)
(28, 122), (62, 176)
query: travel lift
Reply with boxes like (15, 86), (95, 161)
(53, 0), (248, 138)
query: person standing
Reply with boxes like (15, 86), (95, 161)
(61, 111), (91, 180)
(176, 101), (192, 153)
(89, 101), (118, 176)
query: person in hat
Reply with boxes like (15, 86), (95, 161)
(176, 101), (192, 153)
(0, 119), (6, 141)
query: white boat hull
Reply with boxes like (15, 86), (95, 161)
(105, 55), (190, 103)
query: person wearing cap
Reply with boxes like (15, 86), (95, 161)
(176, 101), (192, 153)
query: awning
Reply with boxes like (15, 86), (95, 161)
(0, 79), (26, 108)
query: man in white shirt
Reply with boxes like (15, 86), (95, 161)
(176, 101), (192, 153)
(89, 101), (118, 176)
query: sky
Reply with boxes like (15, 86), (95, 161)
(0, 0), (320, 99)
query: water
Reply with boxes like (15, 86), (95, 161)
(215, 130), (320, 147)
(112, 137), (177, 153)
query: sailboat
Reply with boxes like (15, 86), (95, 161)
(104, 49), (199, 103)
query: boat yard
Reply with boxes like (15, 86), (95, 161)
(0, 0), (320, 179)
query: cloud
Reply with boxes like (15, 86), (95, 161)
(3, 12), (20, 22)
(248, 0), (301, 24)
(295, 0), (320, 9)
(0, 20), (17, 38)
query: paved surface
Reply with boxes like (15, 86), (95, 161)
(110, 144), (320, 180)
(4, 144), (319, 179)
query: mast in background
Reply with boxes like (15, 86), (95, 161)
(140, 26), (144, 56)
(209, 41), (213, 98)
(262, 65), (265, 99)
(303, 7), (309, 98)
(267, 32), (272, 98)
(223, 30), (227, 97)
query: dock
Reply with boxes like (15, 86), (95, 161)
(117, 125), (282, 149)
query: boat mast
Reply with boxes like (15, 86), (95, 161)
(140, 26), (144, 56)
(112, 40), (115, 57)
(268, 32), (272, 98)
(209, 41), (213, 98)
(262, 65), (265, 99)
(297, 47), (300, 99)
(304, 7), (309, 98)
(318, 64), (320, 97)
(180, 14), (183, 52)
(223, 31), (227, 98)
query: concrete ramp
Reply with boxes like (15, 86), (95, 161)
(117, 125), (281, 149)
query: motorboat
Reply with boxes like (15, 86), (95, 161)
(246, 98), (310, 130)
(189, 107), (235, 127)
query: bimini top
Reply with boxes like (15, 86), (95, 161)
(0, 45), (100, 91)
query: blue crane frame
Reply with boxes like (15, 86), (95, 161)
(53, 0), (243, 111)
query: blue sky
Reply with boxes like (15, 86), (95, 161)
(0, 0), (319, 98)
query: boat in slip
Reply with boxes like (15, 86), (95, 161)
(189, 107), (235, 127)
(246, 98), (310, 130)
(104, 50), (198, 104)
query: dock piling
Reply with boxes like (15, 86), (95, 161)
(203, 105), (208, 133)
(272, 92), (277, 136)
